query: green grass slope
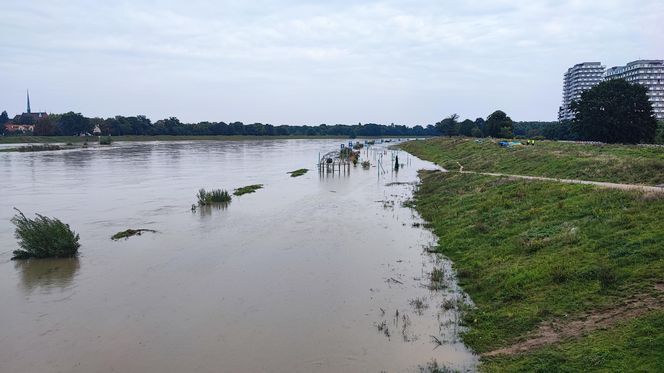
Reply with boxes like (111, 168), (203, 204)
(401, 138), (664, 185)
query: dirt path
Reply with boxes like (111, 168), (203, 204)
(484, 285), (664, 357)
(453, 170), (664, 193)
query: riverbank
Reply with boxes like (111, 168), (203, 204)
(401, 137), (664, 185)
(0, 135), (420, 144)
(402, 139), (664, 371)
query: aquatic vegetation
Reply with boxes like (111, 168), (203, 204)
(0, 144), (64, 153)
(288, 168), (309, 177)
(409, 297), (429, 314)
(233, 184), (264, 196)
(10, 208), (80, 260)
(418, 359), (456, 373)
(197, 188), (232, 205)
(429, 267), (446, 290)
(99, 136), (112, 145)
(111, 229), (157, 240)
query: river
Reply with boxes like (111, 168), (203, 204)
(0, 139), (477, 372)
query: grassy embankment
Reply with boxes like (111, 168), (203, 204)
(401, 137), (664, 185)
(402, 138), (664, 371)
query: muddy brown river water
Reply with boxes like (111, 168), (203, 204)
(0, 139), (477, 372)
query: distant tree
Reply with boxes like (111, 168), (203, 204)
(436, 114), (459, 137)
(57, 112), (92, 136)
(0, 111), (8, 135)
(458, 119), (475, 137)
(34, 117), (60, 136)
(485, 110), (513, 138)
(470, 126), (483, 138)
(571, 79), (657, 143)
(474, 117), (485, 135)
(655, 121), (664, 144)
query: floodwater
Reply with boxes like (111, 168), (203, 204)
(0, 140), (477, 372)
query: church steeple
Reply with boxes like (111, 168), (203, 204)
(26, 90), (31, 114)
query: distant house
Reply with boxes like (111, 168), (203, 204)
(4, 123), (35, 133)
(4, 90), (47, 134)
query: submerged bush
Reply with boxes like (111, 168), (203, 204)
(99, 136), (112, 145)
(197, 188), (232, 205)
(233, 184), (264, 196)
(111, 229), (157, 240)
(288, 168), (309, 177)
(10, 209), (80, 260)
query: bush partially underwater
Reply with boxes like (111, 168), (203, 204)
(233, 184), (264, 196)
(196, 188), (232, 205)
(288, 168), (309, 177)
(10, 209), (80, 260)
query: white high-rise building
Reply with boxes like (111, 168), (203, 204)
(605, 60), (664, 120)
(558, 62), (605, 121)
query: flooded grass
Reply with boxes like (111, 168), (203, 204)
(233, 184), (264, 196)
(0, 144), (63, 153)
(111, 229), (157, 240)
(287, 168), (309, 177)
(409, 297), (429, 314)
(99, 136), (112, 145)
(197, 188), (232, 205)
(10, 209), (80, 260)
(418, 360), (458, 373)
(429, 267), (446, 290)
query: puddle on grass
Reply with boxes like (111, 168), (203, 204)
(0, 139), (478, 372)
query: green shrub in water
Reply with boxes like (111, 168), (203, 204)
(10, 209), (80, 260)
(288, 168), (309, 177)
(197, 188), (232, 205)
(233, 184), (264, 196)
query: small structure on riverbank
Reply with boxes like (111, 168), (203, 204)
(318, 149), (356, 174)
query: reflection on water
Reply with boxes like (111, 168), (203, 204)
(0, 139), (478, 373)
(15, 258), (80, 294)
(193, 201), (230, 216)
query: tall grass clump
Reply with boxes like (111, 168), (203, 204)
(197, 188), (232, 205)
(99, 136), (112, 145)
(10, 208), (80, 260)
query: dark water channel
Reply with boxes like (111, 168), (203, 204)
(0, 139), (477, 372)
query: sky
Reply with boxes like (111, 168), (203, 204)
(1, 0), (662, 125)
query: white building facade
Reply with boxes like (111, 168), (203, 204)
(558, 62), (605, 121)
(604, 60), (664, 120)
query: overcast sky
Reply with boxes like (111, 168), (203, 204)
(1, 0), (662, 124)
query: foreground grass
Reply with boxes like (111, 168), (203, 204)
(484, 310), (664, 372)
(401, 137), (664, 185)
(412, 170), (664, 370)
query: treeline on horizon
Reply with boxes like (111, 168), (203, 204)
(0, 109), (564, 139)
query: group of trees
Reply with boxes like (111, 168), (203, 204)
(1, 112), (441, 138)
(2, 78), (661, 144)
(436, 110), (516, 139)
(434, 79), (662, 144)
(571, 79), (658, 144)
